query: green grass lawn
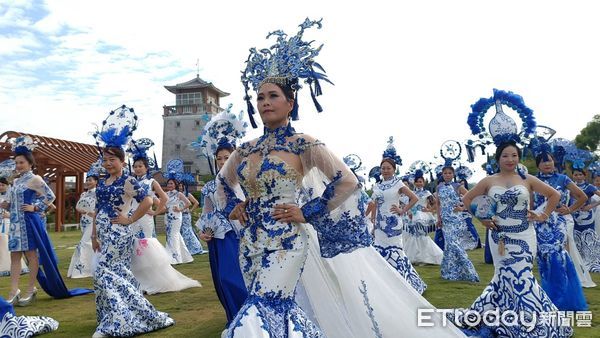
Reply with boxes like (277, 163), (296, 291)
(1, 223), (599, 337)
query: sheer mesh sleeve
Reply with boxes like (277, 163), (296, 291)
(214, 150), (245, 210)
(298, 139), (372, 258)
(196, 181), (232, 239)
(28, 175), (55, 212)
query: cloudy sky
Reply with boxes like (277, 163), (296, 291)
(1, 0), (599, 182)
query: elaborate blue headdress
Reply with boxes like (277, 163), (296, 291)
(164, 159), (184, 181)
(86, 158), (105, 179)
(126, 138), (159, 177)
(467, 89), (536, 148)
(189, 104), (248, 175)
(241, 18), (333, 128)
(0, 159), (16, 179)
(10, 135), (37, 156)
(408, 160), (433, 182)
(381, 136), (402, 166)
(343, 154), (365, 185)
(93, 105), (138, 154)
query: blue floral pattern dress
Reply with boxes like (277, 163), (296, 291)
(93, 173), (174, 336)
(68, 188), (96, 278)
(533, 173), (587, 310)
(372, 177), (427, 293)
(1, 189), (28, 276)
(438, 182), (479, 282)
(456, 185), (572, 337)
(180, 193), (205, 255)
(8, 171), (54, 252)
(571, 182), (600, 272)
(217, 124), (372, 338)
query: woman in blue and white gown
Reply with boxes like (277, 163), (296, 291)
(0, 178), (28, 277)
(403, 175), (443, 265)
(91, 147), (174, 337)
(570, 168), (600, 272)
(2, 151), (91, 305)
(164, 179), (193, 265)
(178, 183), (205, 255)
(130, 159), (200, 294)
(461, 142), (572, 337)
(68, 176), (97, 278)
(533, 153), (589, 309)
(437, 167), (479, 282)
(197, 145), (248, 326)
(370, 160), (427, 294)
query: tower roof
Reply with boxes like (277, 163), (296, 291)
(164, 76), (229, 97)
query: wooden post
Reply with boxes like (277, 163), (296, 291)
(55, 173), (63, 232)
(75, 172), (83, 224)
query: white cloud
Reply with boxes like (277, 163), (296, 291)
(1, 0), (599, 183)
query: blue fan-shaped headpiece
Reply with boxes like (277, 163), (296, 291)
(86, 158), (105, 179)
(467, 89), (536, 148)
(343, 154), (365, 185)
(381, 136), (402, 166)
(241, 18), (333, 128)
(93, 105), (138, 154)
(126, 138), (159, 177)
(368, 166), (382, 184)
(165, 158), (184, 181)
(189, 104), (248, 175)
(10, 135), (37, 156)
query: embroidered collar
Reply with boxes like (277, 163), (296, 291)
(537, 172), (556, 179)
(239, 123), (322, 156)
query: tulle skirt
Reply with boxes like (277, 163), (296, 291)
(131, 237), (200, 295)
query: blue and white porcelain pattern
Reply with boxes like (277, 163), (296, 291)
(8, 171), (54, 252)
(165, 190), (193, 264)
(181, 207), (205, 255)
(459, 185), (572, 337)
(93, 173), (174, 336)
(534, 173), (588, 309)
(68, 188), (96, 278)
(372, 177), (427, 293)
(220, 124), (371, 338)
(0, 312), (58, 338)
(1, 190), (28, 276)
(404, 188), (443, 265)
(571, 182), (600, 272)
(438, 182), (479, 282)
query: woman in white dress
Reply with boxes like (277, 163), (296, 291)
(369, 139), (427, 294)
(403, 170), (443, 265)
(67, 174), (97, 278)
(164, 178), (193, 265)
(129, 153), (200, 293)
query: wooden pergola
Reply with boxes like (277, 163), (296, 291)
(0, 131), (98, 231)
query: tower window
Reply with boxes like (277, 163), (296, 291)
(175, 144), (181, 151)
(195, 120), (200, 126)
(176, 121), (180, 127)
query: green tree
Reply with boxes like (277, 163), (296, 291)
(574, 114), (600, 151)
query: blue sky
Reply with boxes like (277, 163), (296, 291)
(1, 0), (599, 182)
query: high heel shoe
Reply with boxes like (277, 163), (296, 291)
(7, 289), (21, 305)
(17, 287), (37, 306)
